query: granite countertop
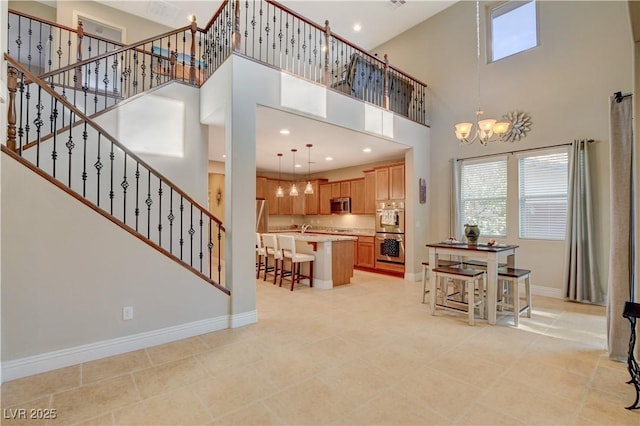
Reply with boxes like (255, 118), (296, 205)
(268, 228), (375, 237)
(275, 232), (358, 243)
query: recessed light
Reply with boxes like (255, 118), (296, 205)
(280, 129), (290, 135)
(295, 164), (302, 168)
(363, 148), (372, 153)
(353, 23), (362, 32)
(325, 156), (333, 161)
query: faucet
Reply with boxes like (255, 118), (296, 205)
(301, 223), (312, 234)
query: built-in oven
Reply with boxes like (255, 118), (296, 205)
(375, 233), (405, 265)
(376, 201), (405, 233)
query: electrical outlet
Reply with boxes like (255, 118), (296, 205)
(122, 306), (134, 321)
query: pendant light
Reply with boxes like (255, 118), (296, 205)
(304, 143), (314, 195)
(276, 153), (284, 197)
(289, 149), (299, 196)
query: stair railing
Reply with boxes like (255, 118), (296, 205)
(7, 9), (124, 75)
(4, 55), (228, 293)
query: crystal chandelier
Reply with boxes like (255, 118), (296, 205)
(454, 0), (510, 145)
(304, 144), (314, 195)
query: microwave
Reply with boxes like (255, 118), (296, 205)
(330, 197), (351, 214)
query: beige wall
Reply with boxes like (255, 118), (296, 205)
(376, 1), (633, 294)
(8, 1), (56, 22)
(55, 1), (172, 44)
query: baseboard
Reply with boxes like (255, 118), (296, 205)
(532, 285), (562, 299)
(230, 310), (258, 328)
(405, 271), (421, 282)
(1, 315), (229, 383)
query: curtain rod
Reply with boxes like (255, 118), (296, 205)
(614, 91), (632, 103)
(456, 140), (594, 162)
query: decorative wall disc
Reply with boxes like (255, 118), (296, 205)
(500, 111), (532, 142)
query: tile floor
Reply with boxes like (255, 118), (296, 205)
(1, 270), (639, 425)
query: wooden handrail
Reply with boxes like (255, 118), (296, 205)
(5, 54), (225, 230)
(8, 9), (126, 47)
(201, 0), (230, 32)
(36, 24), (192, 82)
(0, 144), (229, 295)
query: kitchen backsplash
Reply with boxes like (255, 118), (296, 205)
(269, 214), (375, 233)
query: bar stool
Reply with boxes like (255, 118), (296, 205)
(432, 266), (486, 325)
(256, 233), (266, 279)
(277, 235), (314, 291)
(497, 267), (532, 326)
(261, 234), (282, 284)
(421, 259), (461, 303)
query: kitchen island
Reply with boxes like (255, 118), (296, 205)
(274, 233), (357, 289)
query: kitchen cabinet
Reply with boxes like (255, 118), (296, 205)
(256, 177), (267, 199)
(356, 236), (375, 268)
(319, 183), (332, 215)
(331, 182), (341, 198)
(279, 180), (292, 215)
(292, 182), (305, 215)
(375, 163), (405, 201)
(304, 181), (319, 215)
(364, 170), (376, 214)
(266, 179), (280, 215)
(350, 178), (365, 214)
(340, 181), (351, 197)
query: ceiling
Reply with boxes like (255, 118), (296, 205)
(85, 0), (456, 173)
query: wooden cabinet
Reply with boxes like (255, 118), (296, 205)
(331, 182), (341, 198)
(266, 179), (280, 215)
(256, 177), (267, 199)
(356, 236), (375, 268)
(389, 164), (405, 200)
(319, 183), (332, 215)
(364, 170), (376, 214)
(292, 182), (305, 215)
(340, 181), (351, 197)
(375, 163), (405, 201)
(278, 180), (292, 215)
(350, 179), (365, 214)
(304, 180), (319, 215)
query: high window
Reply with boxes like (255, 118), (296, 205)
(489, 0), (538, 62)
(518, 149), (569, 240)
(460, 157), (508, 237)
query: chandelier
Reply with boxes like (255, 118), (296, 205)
(454, 0), (510, 145)
(304, 144), (314, 194)
(289, 149), (299, 196)
(276, 153), (284, 197)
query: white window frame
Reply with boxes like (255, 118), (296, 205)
(517, 147), (569, 240)
(459, 156), (508, 238)
(488, 0), (539, 63)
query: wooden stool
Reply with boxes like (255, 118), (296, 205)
(421, 260), (461, 303)
(497, 268), (532, 326)
(432, 266), (486, 325)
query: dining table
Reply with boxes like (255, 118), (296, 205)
(426, 241), (519, 325)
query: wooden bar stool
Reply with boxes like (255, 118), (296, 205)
(432, 266), (486, 325)
(261, 234), (282, 284)
(497, 267), (532, 326)
(278, 235), (314, 291)
(421, 259), (461, 303)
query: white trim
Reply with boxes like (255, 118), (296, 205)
(72, 10), (127, 43)
(405, 271), (421, 282)
(532, 285), (562, 299)
(310, 278), (333, 290)
(1, 316), (228, 382)
(230, 310), (258, 328)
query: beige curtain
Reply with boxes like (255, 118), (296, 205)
(607, 94), (634, 361)
(563, 140), (603, 303)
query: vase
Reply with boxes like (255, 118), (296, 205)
(464, 224), (480, 245)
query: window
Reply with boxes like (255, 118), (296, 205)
(518, 149), (569, 240)
(490, 0), (538, 62)
(460, 157), (507, 237)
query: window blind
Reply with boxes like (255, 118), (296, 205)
(518, 151), (568, 239)
(460, 158), (507, 237)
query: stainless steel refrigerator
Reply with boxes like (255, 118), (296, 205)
(256, 199), (269, 233)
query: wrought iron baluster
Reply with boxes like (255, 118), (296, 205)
(104, 55), (110, 110)
(17, 75), (24, 151)
(135, 164), (140, 231)
(121, 153), (128, 224)
(37, 22), (43, 74)
(67, 31), (72, 69)
(16, 17), (22, 68)
(259, 1), (264, 62)
(27, 18), (33, 71)
(189, 205), (195, 266)
(208, 218), (213, 279)
(66, 110), (75, 187)
(47, 24), (53, 74)
(93, 59), (100, 113)
(51, 98), (58, 178)
(109, 141), (115, 214)
(180, 196), (184, 260)
(35, 85), (43, 167)
(217, 223), (222, 284)
(82, 121), (88, 196)
(168, 189), (174, 254)
(95, 134), (102, 206)
(146, 170), (153, 239)
(158, 181), (163, 246)
(199, 211), (203, 272)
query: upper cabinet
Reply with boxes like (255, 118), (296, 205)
(375, 163), (405, 201)
(319, 183), (332, 215)
(364, 170), (376, 214)
(350, 178), (365, 214)
(256, 177), (267, 199)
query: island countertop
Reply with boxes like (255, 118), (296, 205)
(274, 232), (358, 243)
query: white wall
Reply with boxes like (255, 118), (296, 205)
(377, 0), (633, 294)
(1, 155), (229, 371)
(0, 0), (8, 385)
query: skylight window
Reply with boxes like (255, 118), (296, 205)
(490, 0), (538, 62)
